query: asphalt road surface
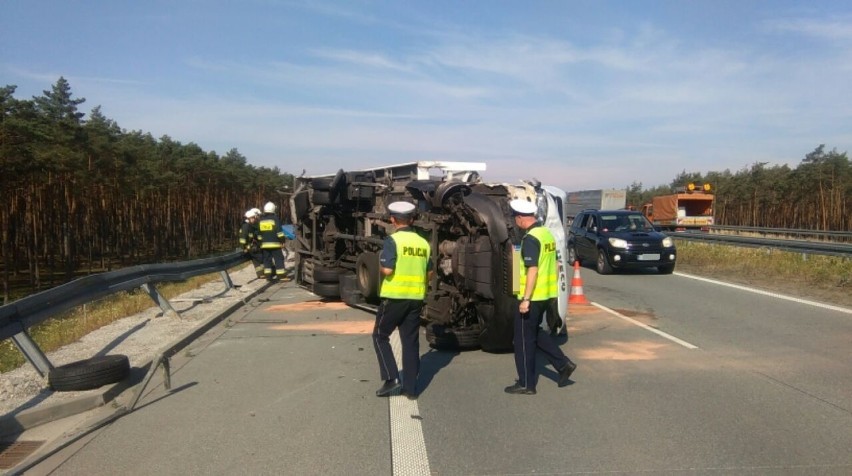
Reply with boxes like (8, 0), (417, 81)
(25, 269), (852, 475)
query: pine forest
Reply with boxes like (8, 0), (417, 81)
(2, 78), (850, 303)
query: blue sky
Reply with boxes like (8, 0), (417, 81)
(2, 1), (851, 190)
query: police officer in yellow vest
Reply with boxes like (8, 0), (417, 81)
(373, 201), (433, 399)
(505, 199), (577, 395)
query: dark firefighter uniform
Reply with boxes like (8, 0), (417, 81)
(257, 207), (286, 280)
(506, 199), (576, 395)
(373, 201), (432, 398)
(239, 210), (264, 278)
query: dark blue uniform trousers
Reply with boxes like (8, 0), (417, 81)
(373, 298), (422, 394)
(514, 299), (570, 389)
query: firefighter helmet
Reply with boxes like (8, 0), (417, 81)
(263, 202), (276, 213)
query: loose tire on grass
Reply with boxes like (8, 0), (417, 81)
(48, 354), (131, 392)
(425, 324), (481, 351)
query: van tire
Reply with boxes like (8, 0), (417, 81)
(313, 281), (341, 298)
(425, 324), (481, 350)
(313, 265), (341, 283)
(568, 245), (579, 266)
(356, 252), (381, 298)
(313, 190), (333, 205)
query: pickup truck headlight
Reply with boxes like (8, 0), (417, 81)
(662, 237), (673, 248)
(608, 237), (628, 249)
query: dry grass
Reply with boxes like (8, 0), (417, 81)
(674, 240), (852, 308)
(0, 271), (227, 373)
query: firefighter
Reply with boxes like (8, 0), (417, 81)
(239, 208), (264, 278)
(504, 199), (576, 395)
(257, 202), (286, 281)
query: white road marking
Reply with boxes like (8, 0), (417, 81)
(389, 330), (430, 475)
(591, 302), (700, 349)
(675, 272), (852, 315)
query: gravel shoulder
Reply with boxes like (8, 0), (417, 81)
(0, 264), (268, 418)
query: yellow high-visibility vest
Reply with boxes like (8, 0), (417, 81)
(518, 226), (558, 301)
(380, 230), (430, 299)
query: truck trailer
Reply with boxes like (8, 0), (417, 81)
(564, 189), (628, 220)
(289, 161), (570, 352)
(641, 183), (715, 231)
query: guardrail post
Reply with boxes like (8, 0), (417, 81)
(220, 270), (234, 290)
(11, 331), (54, 378)
(161, 356), (172, 390)
(140, 283), (178, 317)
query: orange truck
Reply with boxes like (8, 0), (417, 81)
(641, 183), (715, 231)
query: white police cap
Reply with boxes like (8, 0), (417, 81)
(509, 199), (537, 216)
(388, 201), (416, 217)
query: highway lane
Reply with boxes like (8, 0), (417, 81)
(582, 268), (852, 413)
(29, 272), (852, 475)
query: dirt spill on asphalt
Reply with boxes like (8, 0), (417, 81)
(268, 321), (374, 334)
(578, 340), (668, 361)
(266, 301), (350, 312)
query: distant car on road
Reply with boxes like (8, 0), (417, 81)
(567, 209), (676, 274)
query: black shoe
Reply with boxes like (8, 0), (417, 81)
(558, 360), (577, 387)
(376, 380), (401, 397)
(504, 383), (536, 395)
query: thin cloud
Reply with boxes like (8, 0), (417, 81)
(309, 48), (415, 73)
(765, 15), (852, 42)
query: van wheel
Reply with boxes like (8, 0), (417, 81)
(48, 354), (130, 392)
(313, 281), (341, 298)
(568, 245), (579, 266)
(658, 264), (675, 274)
(313, 190), (333, 205)
(356, 252), (380, 298)
(425, 324), (481, 351)
(313, 265), (341, 283)
(596, 249), (613, 275)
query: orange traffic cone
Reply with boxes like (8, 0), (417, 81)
(568, 260), (590, 305)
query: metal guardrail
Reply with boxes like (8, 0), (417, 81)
(0, 251), (249, 378)
(710, 225), (852, 241)
(670, 231), (852, 257)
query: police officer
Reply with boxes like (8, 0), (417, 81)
(239, 208), (264, 278)
(373, 201), (433, 399)
(505, 199), (577, 395)
(257, 202), (286, 281)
